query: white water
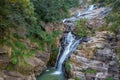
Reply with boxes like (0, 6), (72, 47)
(53, 32), (81, 75)
(87, 5), (95, 10)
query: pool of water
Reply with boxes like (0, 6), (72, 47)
(36, 68), (66, 80)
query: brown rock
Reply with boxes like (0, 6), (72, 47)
(0, 77), (4, 80)
(26, 57), (46, 75)
(0, 70), (36, 80)
(86, 18), (106, 30)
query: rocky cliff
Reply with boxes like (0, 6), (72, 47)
(63, 4), (119, 80)
(0, 22), (65, 80)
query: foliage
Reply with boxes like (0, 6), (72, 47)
(112, 0), (120, 12)
(73, 19), (91, 37)
(0, 0), (36, 38)
(91, 0), (114, 6)
(74, 77), (81, 80)
(47, 46), (58, 66)
(0, 0), (81, 74)
(2, 33), (34, 66)
(81, 68), (97, 74)
(105, 11), (120, 33)
(31, 0), (69, 22)
(105, 78), (113, 80)
(64, 0), (79, 8)
(47, 30), (62, 66)
(65, 59), (71, 72)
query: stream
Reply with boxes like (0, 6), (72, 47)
(37, 4), (111, 80)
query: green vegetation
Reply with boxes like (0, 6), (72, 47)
(74, 77), (81, 80)
(65, 59), (71, 72)
(0, 0), (80, 73)
(31, 0), (68, 22)
(105, 78), (113, 80)
(31, 0), (79, 22)
(65, 0), (79, 8)
(73, 19), (91, 37)
(91, 0), (114, 6)
(81, 68), (97, 74)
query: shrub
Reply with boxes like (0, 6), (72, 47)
(105, 78), (113, 80)
(31, 0), (69, 22)
(73, 19), (91, 37)
(74, 77), (81, 80)
(65, 59), (71, 72)
(81, 68), (97, 74)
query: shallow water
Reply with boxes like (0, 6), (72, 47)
(37, 68), (66, 80)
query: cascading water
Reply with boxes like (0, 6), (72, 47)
(53, 32), (81, 74)
(37, 32), (82, 80)
(37, 3), (97, 80)
(88, 5), (94, 10)
(36, 3), (112, 80)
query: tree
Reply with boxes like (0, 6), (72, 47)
(31, 0), (80, 22)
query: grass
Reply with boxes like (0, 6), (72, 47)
(81, 68), (97, 74)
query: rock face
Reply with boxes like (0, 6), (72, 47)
(0, 22), (65, 80)
(0, 50), (50, 80)
(69, 31), (119, 80)
(0, 71), (36, 80)
(86, 18), (106, 30)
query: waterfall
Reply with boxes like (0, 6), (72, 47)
(53, 32), (82, 74)
(88, 5), (94, 10)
